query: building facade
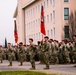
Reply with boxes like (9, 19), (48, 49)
(14, 0), (76, 45)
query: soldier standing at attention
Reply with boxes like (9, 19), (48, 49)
(7, 43), (14, 66)
(0, 46), (3, 63)
(69, 41), (73, 63)
(37, 41), (44, 64)
(18, 42), (25, 66)
(28, 38), (36, 70)
(73, 35), (76, 67)
(43, 36), (50, 69)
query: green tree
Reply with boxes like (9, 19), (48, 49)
(5, 38), (7, 48)
(69, 11), (76, 40)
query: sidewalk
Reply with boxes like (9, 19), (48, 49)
(0, 60), (76, 75)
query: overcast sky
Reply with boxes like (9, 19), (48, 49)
(0, 0), (17, 45)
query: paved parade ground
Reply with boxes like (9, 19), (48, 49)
(0, 60), (76, 75)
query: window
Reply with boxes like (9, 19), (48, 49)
(47, 0), (49, 7)
(31, 9), (32, 17)
(50, 13), (52, 21)
(36, 20), (37, 26)
(64, 8), (69, 20)
(53, 0), (55, 7)
(53, 11), (55, 23)
(53, 27), (55, 38)
(38, 18), (40, 25)
(29, 23), (30, 29)
(44, 2), (45, 8)
(34, 34), (35, 39)
(39, 32), (40, 39)
(51, 29), (52, 36)
(38, 5), (40, 11)
(64, 26), (69, 38)
(64, 0), (69, 2)
(50, 0), (52, 5)
(47, 15), (49, 22)
(47, 30), (49, 37)
(36, 33), (38, 39)
(29, 10), (30, 17)
(36, 6), (37, 13)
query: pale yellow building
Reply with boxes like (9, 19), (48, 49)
(14, 0), (76, 45)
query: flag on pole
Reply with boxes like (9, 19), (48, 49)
(40, 5), (46, 35)
(14, 20), (18, 44)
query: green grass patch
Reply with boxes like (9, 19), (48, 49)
(0, 71), (57, 75)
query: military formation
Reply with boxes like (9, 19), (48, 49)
(0, 35), (76, 70)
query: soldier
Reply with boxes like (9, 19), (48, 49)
(58, 42), (64, 64)
(37, 41), (44, 64)
(23, 45), (27, 61)
(43, 36), (50, 69)
(49, 40), (59, 64)
(28, 38), (36, 70)
(7, 43), (14, 66)
(73, 35), (76, 67)
(0, 46), (3, 63)
(2, 48), (7, 60)
(18, 42), (26, 66)
(69, 41), (73, 63)
(53, 40), (59, 64)
(61, 40), (70, 64)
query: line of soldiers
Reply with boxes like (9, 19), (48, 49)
(0, 35), (76, 70)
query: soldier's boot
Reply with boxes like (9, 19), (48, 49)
(19, 62), (23, 66)
(1, 60), (3, 63)
(44, 67), (49, 69)
(30, 66), (35, 70)
(39, 61), (44, 64)
(44, 65), (49, 69)
(74, 65), (76, 67)
(8, 62), (12, 66)
(30, 64), (35, 70)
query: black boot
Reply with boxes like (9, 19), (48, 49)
(8, 62), (12, 66)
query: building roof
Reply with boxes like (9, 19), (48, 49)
(22, 0), (36, 9)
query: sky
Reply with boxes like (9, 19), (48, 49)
(0, 0), (17, 45)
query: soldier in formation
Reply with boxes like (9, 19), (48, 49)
(0, 35), (76, 69)
(7, 43), (15, 66)
(18, 42), (26, 66)
(28, 38), (36, 70)
(0, 46), (3, 63)
(43, 36), (50, 69)
(73, 35), (76, 67)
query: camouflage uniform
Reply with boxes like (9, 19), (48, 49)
(58, 45), (64, 64)
(73, 41), (76, 63)
(38, 41), (44, 64)
(0, 48), (3, 63)
(28, 43), (36, 69)
(62, 44), (70, 64)
(18, 46), (26, 66)
(2, 48), (7, 60)
(69, 43), (73, 63)
(43, 41), (50, 69)
(7, 47), (14, 66)
(50, 42), (59, 64)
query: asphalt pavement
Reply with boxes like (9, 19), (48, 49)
(0, 60), (76, 75)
